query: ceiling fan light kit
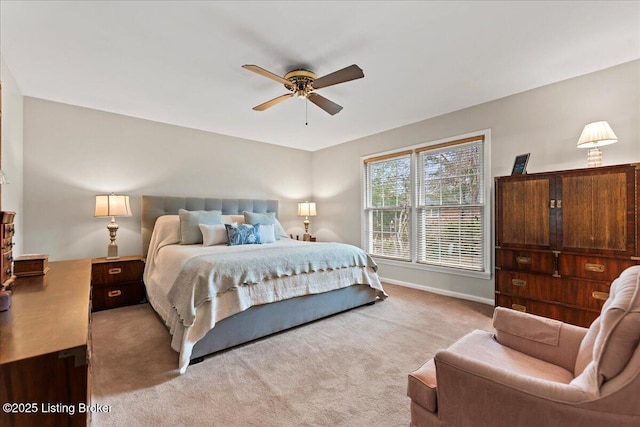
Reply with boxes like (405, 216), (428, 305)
(242, 64), (364, 116)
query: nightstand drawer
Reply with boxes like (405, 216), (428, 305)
(92, 259), (144, 285)
(92, 281), (145, 311)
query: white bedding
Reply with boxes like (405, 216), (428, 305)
(144, 215), (386, 373)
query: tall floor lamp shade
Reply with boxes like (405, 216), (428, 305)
(95, 194), (132, 259)
(297, 201), (317, 241)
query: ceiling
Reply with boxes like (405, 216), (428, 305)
(1, 1), (638, 152)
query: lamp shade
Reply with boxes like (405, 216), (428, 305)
(297, 201), (317, 217)
(577, 121), (618, 148)
(95, 194), (132, 217)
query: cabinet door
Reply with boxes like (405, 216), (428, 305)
(496, 175), (554, 249)
(559, 166), (635, 256)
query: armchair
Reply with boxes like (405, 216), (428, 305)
(407, 265), (640, 427)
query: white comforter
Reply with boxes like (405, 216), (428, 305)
(144, 215), (385, 373)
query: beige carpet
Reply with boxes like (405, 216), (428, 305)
(90, 284), (493, 426)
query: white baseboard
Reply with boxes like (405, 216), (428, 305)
(380, 277), (495, 306)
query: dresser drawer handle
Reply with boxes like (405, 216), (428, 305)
(107, 290), (122, 298)
(5, 254), (12, 261)
(592, 291), (609, 301)
(108, 268), (122, 275)
(511, 279), (526, 287)
(516, 256), (531, 265)
(585, 263), (605, 273)
(511, 304), (527, 313)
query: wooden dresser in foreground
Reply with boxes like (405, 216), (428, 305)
(0, 259), (92, 427)
(495, 164), (640, 327)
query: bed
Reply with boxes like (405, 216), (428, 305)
(141, 196), (386, 373)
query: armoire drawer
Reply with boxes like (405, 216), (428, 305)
(495, 294), (599, 328)
(496, 270), (610, 311)
(495, 249), (556, 274)
(558, 254), (637, 282)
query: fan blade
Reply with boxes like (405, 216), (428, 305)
(253, 94), (293, 111)
(311, 64), (364, 90)
(308, 93), (343, 115)
(242, 65), (291, 86)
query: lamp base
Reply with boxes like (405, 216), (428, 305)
(107, 242), (119, 259)
(586, 147), (602, 168)
(303, 233), (311, 242)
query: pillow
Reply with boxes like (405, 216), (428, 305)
(179, 209), (222, 245)
(150, 215), (181, 247)
(199, 224), (228, 246)
(221, 214), (245, 225)
(225, 223), (262, 246)
(243, 211), (279, 240)
(274, 219), (289, 239)
(256, 224), (276, 244)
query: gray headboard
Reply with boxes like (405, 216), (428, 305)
(141, 196), (279, 257)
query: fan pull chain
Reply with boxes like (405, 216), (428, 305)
(305, 97), (308, 126)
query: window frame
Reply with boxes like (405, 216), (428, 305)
(361, 130), (492, 279)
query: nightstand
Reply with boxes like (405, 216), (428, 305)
(91, 255), (145, 312)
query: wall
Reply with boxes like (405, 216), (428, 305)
(23, 98), (313, 260)
(0, 55), (24, 256)
(312, 60), (640, 303)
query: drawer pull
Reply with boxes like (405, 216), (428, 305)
(516, 256), (531, 265)
(511, 279), (526, 287)
(585, 263), (605, 273)
(592, 291), (609, 301)
(5, 254), (12, 261)
(512, 304), (527, 313)
(108, 268), (122, 275)
(107, 290), (122, 298)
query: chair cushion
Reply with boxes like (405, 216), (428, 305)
(572, 266), (640, 390)
(407, 359), (438, 413)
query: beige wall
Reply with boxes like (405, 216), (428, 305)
(312, 60), (640, 302)
(19, 61), (640, 302)
(0, 56), (24, 256)
(23, 98), (313, 260)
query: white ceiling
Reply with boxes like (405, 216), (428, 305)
(1, 1), (639, 151)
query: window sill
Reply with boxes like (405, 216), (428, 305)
(372, 256), (492, 280)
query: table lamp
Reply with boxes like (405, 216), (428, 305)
(95, 194), (132, 259)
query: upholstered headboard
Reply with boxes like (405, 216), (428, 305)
(141, 196), (279, 257)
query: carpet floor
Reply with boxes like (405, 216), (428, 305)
(90, 284), (493, 426)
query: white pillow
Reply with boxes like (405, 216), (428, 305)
(199, 223), (229, 246)
(258, 224), (276, 243)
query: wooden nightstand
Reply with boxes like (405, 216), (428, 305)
(91, 256), (145, 312)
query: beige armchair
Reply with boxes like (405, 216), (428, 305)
(407, 265), (640, 427)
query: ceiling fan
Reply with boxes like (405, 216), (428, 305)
(242, 64), (364, 115)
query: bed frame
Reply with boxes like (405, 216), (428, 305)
(141, 196), (379, 363)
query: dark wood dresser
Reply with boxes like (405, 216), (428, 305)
(495, 164), (640, 327)
(0, 259), (92, 427)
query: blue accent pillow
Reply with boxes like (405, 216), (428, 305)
(225, 223), (262, 246)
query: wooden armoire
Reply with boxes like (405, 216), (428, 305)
(495, 164), (640, 327)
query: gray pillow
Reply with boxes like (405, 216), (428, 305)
(243, 211), (278, 240)
(179, 209), (222, 244)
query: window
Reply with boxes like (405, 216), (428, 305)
(363, 133), (489, 275)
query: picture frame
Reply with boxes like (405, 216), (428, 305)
(511, 153), (530, 175)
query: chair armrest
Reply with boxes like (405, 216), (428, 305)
(434, 349), (596, 403)
(493, 307), (587, 371)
